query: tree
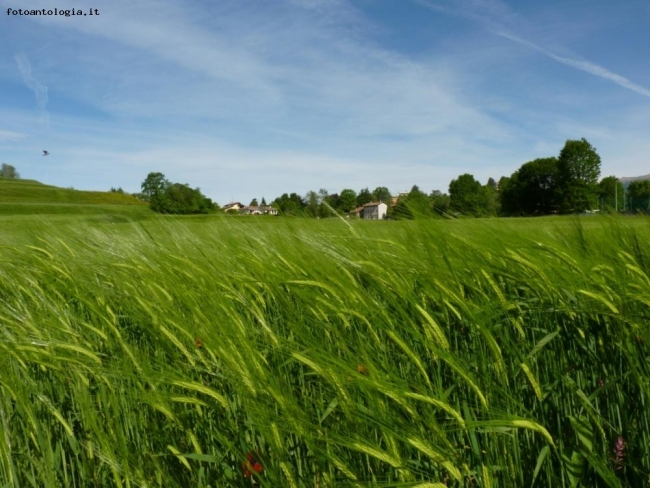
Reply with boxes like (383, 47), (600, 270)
(487, 177), (497, 190)
(140, 172), (213, 214)
(430, 190), (451, 216)
(357, 187), (373, 207)
(372, 186), (392, 203)
(338, 189), (357, 213)
(598, 176), (624, 212)
(556, 138), (601, 213)
(392, 185), (433, 219)
(261, 197), (267, 206)
(498, 175), (519, 215)
(141, 172), (168, 203)
(501, 158), (559, 215)
(249, 198), (259, 207)
(0, 163), (19, 179)
(305, 190), (319, 217)
(273, 193), (305, 215)
(449, 174), (485, 216)
(627, 180), (650, 213)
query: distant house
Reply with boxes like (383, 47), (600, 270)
(238, 204), (278, 216)
(223, 202), (245, 212)
(362, 202), (388, 220)
(351, 206), (364, 218)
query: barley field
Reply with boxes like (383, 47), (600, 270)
(1, 214), (649, 487)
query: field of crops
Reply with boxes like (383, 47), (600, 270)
(1, 214), (649, 487)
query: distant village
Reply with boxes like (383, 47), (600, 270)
(222, 199), (393, 219)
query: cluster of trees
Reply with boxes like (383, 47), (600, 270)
(498, 139), (603, 216)
(140, 172), (215, 214)
(1, 163), (19, 179)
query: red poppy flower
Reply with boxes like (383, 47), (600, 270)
(195, 338), (203, 349)
(242, 452), (263, 478)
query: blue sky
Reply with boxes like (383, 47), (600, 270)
(1, 0), (649, 204)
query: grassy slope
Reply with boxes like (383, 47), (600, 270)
(1, 214), (649, 487)
(0, 178), (149, 216)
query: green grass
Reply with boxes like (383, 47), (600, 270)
(1, 214), (650, 487)
(0, 178), (147, 217)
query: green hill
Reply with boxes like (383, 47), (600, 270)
(0, 178), (149, 216)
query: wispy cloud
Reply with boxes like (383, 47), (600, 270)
(14, 52), (50, 126)
(496, 31), (650, 99)
(415, 0), (650, 99)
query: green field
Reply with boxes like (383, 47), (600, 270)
(0, 178), (149, 217)
(1, 209), (649, 487)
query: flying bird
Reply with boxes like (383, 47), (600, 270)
(43, 150), (49, 156)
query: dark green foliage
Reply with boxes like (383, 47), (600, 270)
(627, 180), (650, 213)
(430, 190), (451, 216)
(372, 186), (392, 203)
(449, 174), (489, 216)
(598, 176), (624, 212)
(338, 189), (357, 213)
(356, 187), (373, 207)
(500, 158), (559, 215)
(304, 190), (319, 217)
(141, 172), (214, 214)
(557, 138), (601, 214)
(273, 192), (305, 215)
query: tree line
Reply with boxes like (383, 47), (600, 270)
(138, 138), (649, 216)
(264, 138), (650, 218)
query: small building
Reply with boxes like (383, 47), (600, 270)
(237, 204), (278, 216)
(362, 201), (388, 220)
(261, 205), (278, 215)
(351, 206), (364, 218)
(223, 202), (245, 212)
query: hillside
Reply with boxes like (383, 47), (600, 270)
(619, 174), (650, 186)
(0, 178), (149, 216)
(0, 178), (144, 204)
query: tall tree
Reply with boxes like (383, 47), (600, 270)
(338, 189), (357, 213)
(0, 163), (19, 179)
(504, 158), (559, 215)
(305, 190), (319, 217)
(627, 180), (650, 213)
(598, 176), (624, 212)
(556, 138), (601, 213)
(249, 198), (259, 207)
(141, 172), (168, 201)
(372, 186), (392, 203)
(449, 173), (485, 216)
(261, 197), (267, 206)
(357, 187), (373, 207)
